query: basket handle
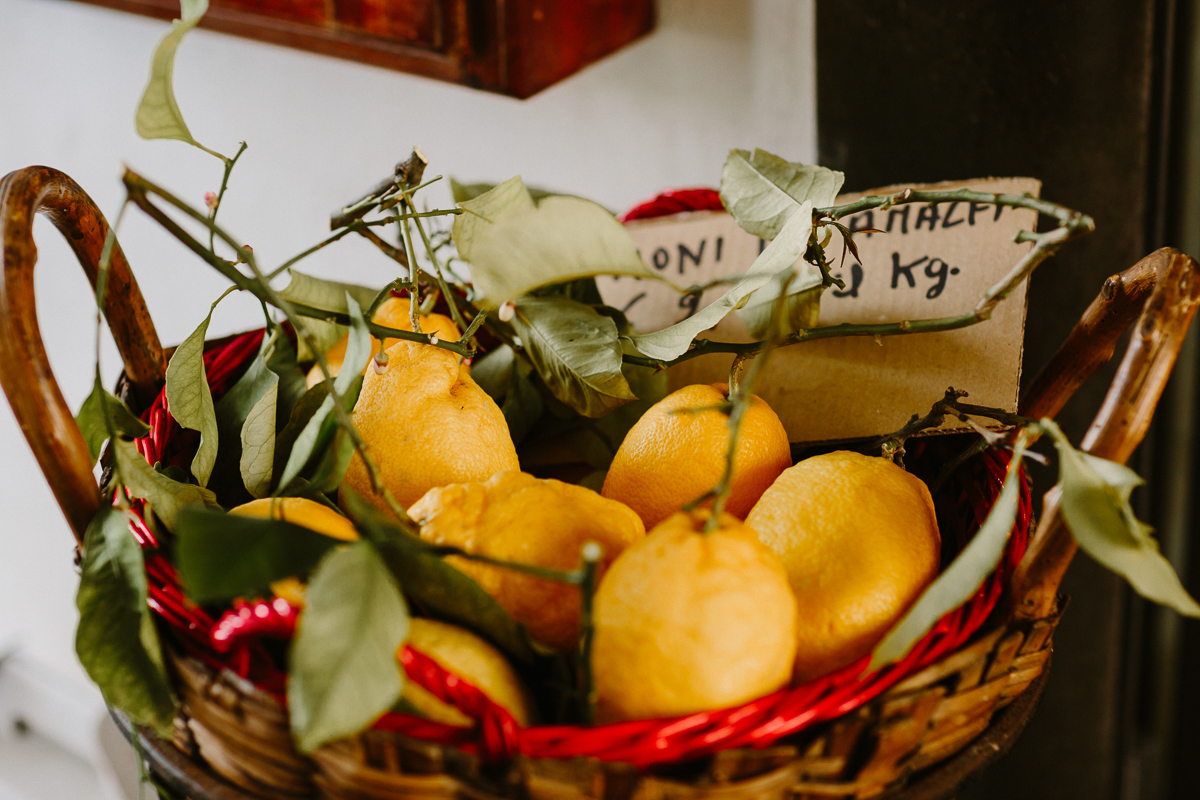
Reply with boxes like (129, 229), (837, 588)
(1012, 247), (1200, 619)
(0, 166), (166, 545)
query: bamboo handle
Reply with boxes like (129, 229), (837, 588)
(0, 166), (166, 545)
(1012, 247), (1200, 619)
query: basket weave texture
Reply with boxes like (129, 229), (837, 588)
(126, 330), (1043, 800)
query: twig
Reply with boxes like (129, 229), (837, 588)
(207, 141), (247, 253)
(120, 169), (474, 358)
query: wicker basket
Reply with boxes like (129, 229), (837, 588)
(3, 166), (1198, 800)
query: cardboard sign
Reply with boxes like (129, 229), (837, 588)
(597, 177), (1041, 444)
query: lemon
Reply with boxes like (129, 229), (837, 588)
(408, 471), (645, 653)
(746, 451), (941, 681)
(590, 510), (797, 722)
(602, 384), (791, 530)
(341, 340), (519, 511)
(399, 618), (534, 726)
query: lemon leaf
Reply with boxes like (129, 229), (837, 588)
(1045, 420), (1200, 617)
(75, 377), (149, 465)
(209, 336), (280, 504)
(289, 541), (409, 753)
(175, 505), (342, 602)
(240, 381), (278, 499)
(342, 490), (538, 665)
(278, 270), (380, 318)
(134, 0), (213, 153)
(166, 294), (225, 486)
(870, 444), (1026, 671)
(452, 177), (661, 307)
(630, 203), (818, 361)
(735, 266), (824, 338)
(512, 296), (636, 419)
(720, 149), (844, 240)
(76, 506), (176, 738)
(277, 294), (369, 491)
(113, 439), (218, 531)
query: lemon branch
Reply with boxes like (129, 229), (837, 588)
(121, 169), (474, 359)
(207, 141), (247, 253)
(623, 195), (1093, 370)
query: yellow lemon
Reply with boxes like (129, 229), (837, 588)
(408, 471), (645, 653)
(341, 340), (519, 511)
(590, 510), (797, 722)
(746, 451), (941, 681)
(399, 618), (534, 727)
(602, 384), (791, 530)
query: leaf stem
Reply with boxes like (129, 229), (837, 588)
(208, 141), (247, 252)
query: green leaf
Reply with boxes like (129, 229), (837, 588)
(719, 149), (845, 240)
(211, 336), (280, 503)
(305, 429), (356, 495)
(76, 506), (176, 736)
(240, 383), (278, 498)
(735, 266), (824, 338)
(452, 177), (662, 307)
(165, 296), (224, 486)
(134, 0), (211, 151)
(175, 505), (343, 602)
(289, 541), (409, 753)
(1046, 420), (1200, 617)
(293, 317), (346, 364)
(274, 384), (332, 483)
(870, 444), (1026, 670)
(75, 377), (150, 464)
(113, 439), (219, 531)
(631, 204), (819, 361)
(277, 294), (369, 491)
(264, 327), (308, 429)
(342, 490), (537, 665)
(278, 270), (380, 318)
(470, 344), (517, 402)
(511, 296), (636, 418)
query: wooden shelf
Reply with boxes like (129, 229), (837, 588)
(68, 0), (655, 98)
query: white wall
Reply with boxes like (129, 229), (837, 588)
(0, 0), (815, 713)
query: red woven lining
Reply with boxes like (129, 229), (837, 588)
(618, 188), (724, 223)
(131, 309), (1031, 769)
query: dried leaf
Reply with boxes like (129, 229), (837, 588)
(631, 203), (818, 361)
(719, 149), (844, 240)
(452, 177), (661, 307)
(289, 542), (409, 753)
(134, 0), (211, 151)
(735, 266), (824, 338)
(1046, 420), (1200, 617)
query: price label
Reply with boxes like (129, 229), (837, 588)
(597, 177), (1041, 443)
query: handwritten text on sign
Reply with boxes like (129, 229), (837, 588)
(596, 177), (1041, 443)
